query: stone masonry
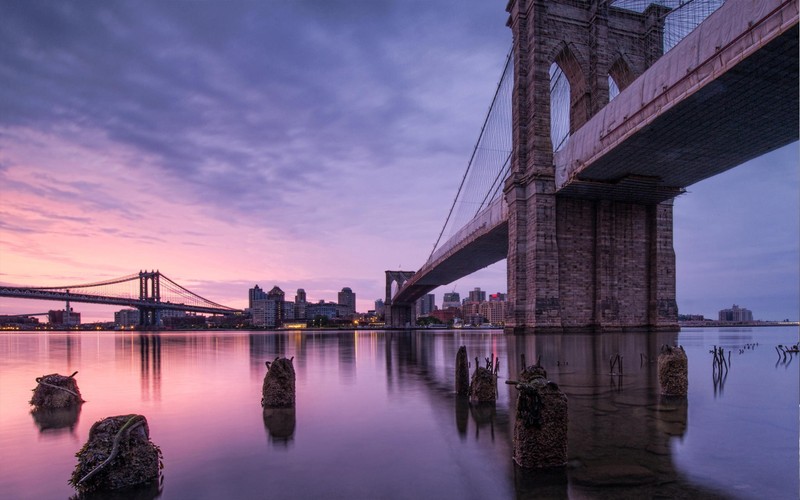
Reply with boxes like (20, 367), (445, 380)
(504, 0), (678, 333)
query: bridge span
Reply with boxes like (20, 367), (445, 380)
(0, 271), (241, 327)
(390, 0), (798, 332)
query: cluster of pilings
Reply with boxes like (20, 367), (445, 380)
(453, 343), (691, 471)
(30, 356), (301, 496)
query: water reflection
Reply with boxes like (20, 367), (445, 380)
(1, 328), (795, 499)
(262, 408), (296, 448)
(31, 405), (81, 435)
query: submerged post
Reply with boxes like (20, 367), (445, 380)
(657, 345), (688, 396)
(455, 346), (469, 396)
(469, 355), (497, 404)
(30, 371), (84, 409)
(70, 414), (162, 494)
(511, 364), (568, 468)
(262, 357), (296, 408)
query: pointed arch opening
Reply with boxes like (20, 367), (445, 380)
(550, 45), (588, 153)
(608, 57), (635, 102)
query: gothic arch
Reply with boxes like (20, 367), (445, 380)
(551, 42), (590, 134)
(608, 55), (636, 95)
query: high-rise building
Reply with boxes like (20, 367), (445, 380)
(489, 292), (506, 302)
(249, 284), (267, 309)
(338, 287), (356, 318)
(416, 293), (436, 316)
(252, 286), (285, 328)
(295, 289), (307, 319)
(442, 292), (460, 309)
(468, 287), (486, 304)
(480, 300), (506, 325)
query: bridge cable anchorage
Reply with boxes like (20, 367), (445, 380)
(428, 47), (514, 264)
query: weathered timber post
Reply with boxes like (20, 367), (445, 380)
(511, 365), (568, 468)
(30, 371), (84, 409)
(455, 346), (469, 396)
(70, 414), (162, 494)
(657, 345), (688, 396)
(262, 357), (296, 408)
(469, 356), (497, 404)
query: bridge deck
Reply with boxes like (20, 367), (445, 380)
(556, 0), (799, 203)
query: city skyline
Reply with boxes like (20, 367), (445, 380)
(1, 2), (797, 322)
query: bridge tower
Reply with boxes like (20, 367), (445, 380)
(504, 0), (678, 333)
(385, 270), (416, 328)
(138, 270), (161, 328)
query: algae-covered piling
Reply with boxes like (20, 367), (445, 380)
(30, 372), (83, 409)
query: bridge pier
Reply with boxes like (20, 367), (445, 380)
(504, 0), (678, 333)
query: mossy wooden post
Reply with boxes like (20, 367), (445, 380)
(455, 346), (469, 396)
(468, 357), (497, 404)
(512, 366), (568, 468)
(658, 345), (688, 396)
(262, 357), (296, 408)
(30, 372), (84, 409)
(70, 414), (162, 494)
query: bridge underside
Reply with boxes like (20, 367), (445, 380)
(393, 221), (508, 307)
(558, 25), (799, 203)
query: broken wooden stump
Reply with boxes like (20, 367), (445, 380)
(510, 368), (568, 468)
(70, 414), (162, 494)
(468, 356), (497, 404)
(30, 371), (83, 409)
(262, 356), (296, 408)
(455, 346), (469, 396)
(658, 345), (688, 397)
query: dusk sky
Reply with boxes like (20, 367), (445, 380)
(1, 1), (797, 322)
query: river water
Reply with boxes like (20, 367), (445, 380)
(0, 326), (797, 499)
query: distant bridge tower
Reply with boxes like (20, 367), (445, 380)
(504, 0), (678, 333)
(138, 270), (161, 327)
(385, 270), (416, 328)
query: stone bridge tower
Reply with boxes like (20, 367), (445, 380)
(385, 270), (417, 328)
(504, 0), (678, 333)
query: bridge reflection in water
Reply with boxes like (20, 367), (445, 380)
(1, 329), (796, 499)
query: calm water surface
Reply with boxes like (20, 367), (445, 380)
(0, 327), (797, 499)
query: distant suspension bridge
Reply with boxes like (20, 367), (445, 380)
(0, 271), (242, 326)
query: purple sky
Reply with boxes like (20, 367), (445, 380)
(1, 1), (797, 322)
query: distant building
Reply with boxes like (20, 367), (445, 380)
(295, 289), (307, 320)
(338, 287), (356, 318)
(252, 286), (285, 328)
(374, 299), (385, 319)
(442, 292), (460, 310)
(416, 294), (436, 316)
(479, 301), (504, 324)
(307, 300), (342, 320)
(249, 284), (267, 310)
(718, 304), (753, 322)
(115, 309), (139, 327)
(489, 292), (506, 302)
(431, 308), (458, 324)
(49, 308), (80, 326)
(468, 287), (486, 304)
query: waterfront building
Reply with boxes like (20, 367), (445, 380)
(718, 304), (753, 322)
(114, 308), (139, 327)
(480, 300), (506, 325)
(252, 286), (285, 328)
(283, 301), (295, 321)
(442, 292), (460, 310)
(416, 293), (436, 316)
(49, 308), (80, 326)
(338, 287), (356, 318)
(306, 300), (342, 320)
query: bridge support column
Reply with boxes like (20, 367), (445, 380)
(504, 0), (677, 333)
(385, 270), (417, 328)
